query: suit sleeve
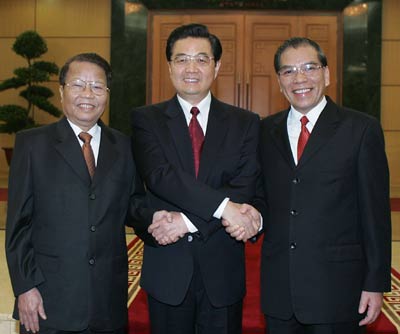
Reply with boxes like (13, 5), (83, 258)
(357, 118), (391, 292)
(126, 158), (159, 246)
(5, 132), (45, 296)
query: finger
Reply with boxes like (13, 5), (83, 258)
(26, 312), (39, 333)
(148, 222), (160, 233)
(239, 203), (251, 214)
(225, 225), (241, 234)
(221, 219), (231, 227)
(235, 230), (247, 241)
(230, 227), (245, 238)
(359, 314), (372, 326)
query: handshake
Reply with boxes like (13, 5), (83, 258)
(148, 201), (261, 246)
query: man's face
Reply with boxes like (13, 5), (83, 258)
(168, 37), (221, 105)
(59, 61), (108, 131)
(277, 45), (330, 115)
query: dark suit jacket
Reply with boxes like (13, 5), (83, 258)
(255, 96), (391, 323)
(131, 95), (260, 307)
(5, 117), (150, 331)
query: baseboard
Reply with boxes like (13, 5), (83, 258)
(0, 314), (18, 334)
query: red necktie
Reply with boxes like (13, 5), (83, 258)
(78, 132), (96, 179)
(189, 107), (204, 177)
(297, 116), (310, 161)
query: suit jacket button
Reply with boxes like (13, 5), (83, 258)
(90, 225), (96, 232)
(292, 178), (300, 184)
(290, 209), (298, 216)
(188, 235), (193, 242)
(89, 193), (96, 200)
(290, 242), (297, 249)
(89, 258), (95, 265)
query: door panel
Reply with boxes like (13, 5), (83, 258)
(149, 12), (339, 118)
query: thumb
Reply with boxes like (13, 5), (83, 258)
(166, 212), (173, 223)
(239, 203), (250, 214)
(358, 296), (368, 314)
(38, 303), (47, 320)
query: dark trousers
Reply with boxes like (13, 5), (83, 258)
(265, 315), (366, 334)
(148, 241), (243, 334)
(20, 325), (126, 334)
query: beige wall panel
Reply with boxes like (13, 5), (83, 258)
(36, 0), (111, 37)
(381, 86), (400, 131)
(45, 38), (110, 67)
(0, 133), (14, 175)
(0, 87), (27, 109)
(385, 131), (400, 195)
(0, 0), (35, 37)
(382, 0), (400, 40)
(381, 41), (400, 85)
(0, 38), (31, 80)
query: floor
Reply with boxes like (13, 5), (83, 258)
(0, 166), (399, 333)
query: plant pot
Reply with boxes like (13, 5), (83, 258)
(2, 147), (13, 166)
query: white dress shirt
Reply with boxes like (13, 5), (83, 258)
(287, 96), (327, 165)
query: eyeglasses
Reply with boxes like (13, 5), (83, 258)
(278, 63), (325, 78)
(64, 79), (109, 96)
(171, 54), (215, 67)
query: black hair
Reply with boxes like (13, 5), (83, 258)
(59, 53), (112, 87)
(166, 23), (222, 65)
(274, 37), (328, 72)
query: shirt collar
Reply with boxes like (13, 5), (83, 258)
(288, 96), (327, 127)
(67, 119), (101, 142)
(177, 92), (211, 123)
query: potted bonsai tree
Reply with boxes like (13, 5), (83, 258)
(0, 30), (62, 165)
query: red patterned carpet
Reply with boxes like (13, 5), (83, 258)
(127, 236), (400, 334)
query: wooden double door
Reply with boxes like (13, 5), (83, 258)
(148, 12), (340, 118)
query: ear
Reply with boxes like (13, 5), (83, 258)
(214, 60), (222, 79)
(276, 74), (283, 93)
(167, 61), (173, 76)
(59, 86), (64, 103)
(324, 66), (330, 87)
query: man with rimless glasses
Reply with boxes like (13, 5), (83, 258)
(6, 53), (163, 334)
(131, 23), (261, 334)
(254, 37), (391, 334)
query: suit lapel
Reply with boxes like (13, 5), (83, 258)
(297, 98), (342, 168)
(165, 97), (196, 175)
(92, 121), (119, 187)
(197, 97), (229, 181)
(53, 117), (91, 185)
(269, 110), (296, 169)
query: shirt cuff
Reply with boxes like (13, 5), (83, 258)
(213, 197), (230, 219)
(180, 213), (198, 233)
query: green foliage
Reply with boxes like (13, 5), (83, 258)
(0, 105), (34, 133)
(12, 31), (47, 59)
(0, 30), (62, 134)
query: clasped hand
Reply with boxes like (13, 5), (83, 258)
(222, 201), (261, 242)
(148, 211), (188, 245)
